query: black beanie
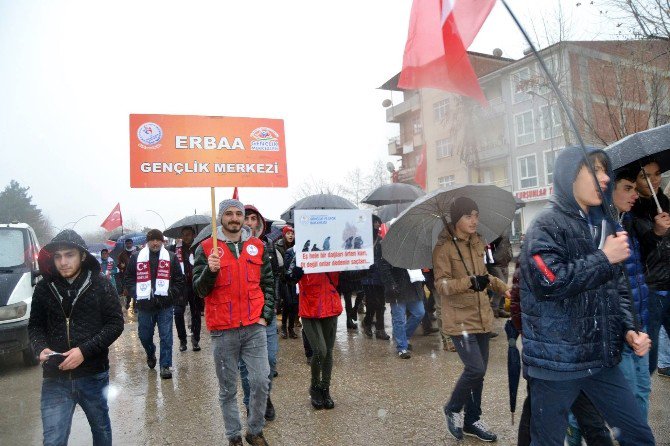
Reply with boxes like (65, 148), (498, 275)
(450, 197), (479, 224)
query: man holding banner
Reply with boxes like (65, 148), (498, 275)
(193, 199), (275, 446)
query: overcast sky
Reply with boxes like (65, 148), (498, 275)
(0, 0), (607, 236)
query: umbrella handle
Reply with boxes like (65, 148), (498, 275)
(511, 412), (515, 426)
(642, 168), (663, 214)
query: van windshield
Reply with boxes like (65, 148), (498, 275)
(0, 229), (27, 268)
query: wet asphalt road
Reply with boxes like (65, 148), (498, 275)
(1, 308), (668, 446)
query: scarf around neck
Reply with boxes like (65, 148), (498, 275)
(136, 246), (171, 300)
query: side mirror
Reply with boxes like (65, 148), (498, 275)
(31, 270), (42, 286)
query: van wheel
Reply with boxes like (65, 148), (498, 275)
(22, 346), (39, 366)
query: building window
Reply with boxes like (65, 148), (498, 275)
(541, 104), (561, 140)
(518, 154), (538, 189)
(514, 110), (535, 146)
(433, 98), (450, 122)
(438, 175), (455, 188)
(537, 55), (557, 95)
(511, 67), (531, 103)
(436, 138), (453, 158)
(544, 149), (561, 185)
(412, 115), (422, 135)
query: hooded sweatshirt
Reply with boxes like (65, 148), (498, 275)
(519, 146), (634, 380)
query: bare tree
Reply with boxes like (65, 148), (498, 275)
(292, 177), (343, 201)
(584, 0), (670, 41)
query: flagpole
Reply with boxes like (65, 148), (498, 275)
(211, 187), (217, 252)
(500, 0), (640, 334)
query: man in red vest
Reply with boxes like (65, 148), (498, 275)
(193, 199), (275, 446)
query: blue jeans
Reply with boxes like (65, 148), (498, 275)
(138, 306), (174, 368)
(647, 289), (670, 373)
(618, 344), (651, 422)
(390, 299), (425, 351)
(529, 366), (654, 445)
(41, 371), (112, 446)
(240, 316), (278, 407)
(211, 324), (270, 440)
(658, 326), (670, 368)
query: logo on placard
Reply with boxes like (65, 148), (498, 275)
(137, 122), (163, 149)
(250, 127), (280, 151)
(246, 245), (259, 256)
(300, 215), (309, 225)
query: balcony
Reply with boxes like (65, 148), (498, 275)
(386, 94), (420, 123)
(397, 166), (417, 183)
(474, 138), (510, 162)
(388, 136), (401, 156)
(478, 97), (505, 118)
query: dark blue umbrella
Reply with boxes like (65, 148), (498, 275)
(504, 319), (521, 425)
(110, 232), (146, 260)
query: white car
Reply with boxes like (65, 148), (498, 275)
(0, 223), (41, 366)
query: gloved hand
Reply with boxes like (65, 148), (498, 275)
(291, 266), (304, 281)
(388, 283), (401, 300)
(469, 275), (490, 292)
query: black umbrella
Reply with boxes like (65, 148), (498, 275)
(604, 123), (670, 172)
(163, 214), (211, 239)
(192, 223), (217, 250)
(282, 194), (357, 223)
(504, 319), (521, 425)
(361, 183), (425, 206)
(109, 232), (146, 260)
(376, 202), (411, 223)
(381, 184), (517, 269)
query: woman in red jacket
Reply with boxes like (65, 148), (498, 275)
(287, 254), (342, 410)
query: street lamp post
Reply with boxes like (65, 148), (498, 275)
(67, 214), (97, 231)
(145, 209), (166, 230)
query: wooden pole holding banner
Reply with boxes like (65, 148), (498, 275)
(210, 187), (217, 252)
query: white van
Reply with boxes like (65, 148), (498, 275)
(0, 223), (41, 365)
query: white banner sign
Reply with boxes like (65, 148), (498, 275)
(294, 209), (374, 273)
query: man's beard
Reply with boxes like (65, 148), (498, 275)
(224, 222), (242, 233)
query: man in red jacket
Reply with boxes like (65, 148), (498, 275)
(193, 199), (275, 446)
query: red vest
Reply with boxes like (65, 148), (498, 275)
(200, 237), (265, 331)
(298, 272), (343, 319)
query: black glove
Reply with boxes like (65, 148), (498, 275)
(469, 275), (490, 292)
(291, 266), (304, 281)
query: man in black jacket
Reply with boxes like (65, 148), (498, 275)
(124, 229), (184, 379)
(29, 229), (124, 446)
(520, 147), (653, 445)
(168, 226), (200, 352)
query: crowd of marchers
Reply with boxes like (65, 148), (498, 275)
(26, 150), (670, 446)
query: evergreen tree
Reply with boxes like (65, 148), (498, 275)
(0, 180), (52, 243)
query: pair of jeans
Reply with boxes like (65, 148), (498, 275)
(302, 316), (338, 387)
(528, 366), (655, 445)
(174, 294), (201, 344)
(138, 306), (174, 368)
(211, 324), (270, 440)
(362, 285), (385, 331)
(618, 344), (651, 422)
(658, 326), (670, 368)
(647, 289), (670, 373)
(390, 299), (425, 351)
(241, 317), (279, 407)
(41, 371), (112, 446)
(446, 333), (490, 426)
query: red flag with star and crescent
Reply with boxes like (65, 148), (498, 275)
(398, 0), (496, 105)
(101, 203), (123, 232)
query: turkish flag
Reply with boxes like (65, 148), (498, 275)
(414, 146), (427, 190)
(101, 203), (123, 232)
(232, 187), (239, 200)
(398, 0), (495, 105)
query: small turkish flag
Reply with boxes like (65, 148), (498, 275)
(232, 187), (239, 200)
(101, 203), (123, 232)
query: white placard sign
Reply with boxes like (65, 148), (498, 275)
(294, 209), (374, 273)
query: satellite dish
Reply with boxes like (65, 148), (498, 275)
(382, 99), (393, 108)
(386, 162), (396, 173)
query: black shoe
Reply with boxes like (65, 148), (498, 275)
(363, 325), (373, 338)
(160, 367), (172, 379)
(288, 327), (298, 339)
(375, 330), (390, 340)
(496, 309), (511, 318)
(658, 367), (670, 377)
(192, 342), (201, 352)
(310, 385), (324, 409)
(463, 420), (497, 442)
(179, 341), (187, 352)
(489, 332), (499, 338)
(273, 370), (278, 378)
(346, 319), (358, 330)
(321, 386), (334, 410)
(444, 407), (464, 440)
(280, 326), (288, 339)
(423, 326), (439, 335)
(244, 431), (269, 446)
(147, 355), (157, 369)
(264, 396), (276, 421)
(398, 350), (411, 359)
(407, 343), (413, 351)
(229, 436), (243, 446)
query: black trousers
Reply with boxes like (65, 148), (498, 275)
(362, 285), (385, 330)
(343, 291), (362, 321)
(447, 333), (490, 426)
(174, 293), (202, 344)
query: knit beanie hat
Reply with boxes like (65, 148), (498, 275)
(146, 229), (164, 241)
(450, 197), (479, 224)
(218, 199), (245, 221)
(282, 225), (294, 235)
